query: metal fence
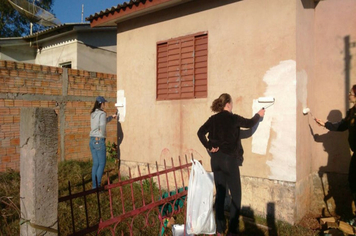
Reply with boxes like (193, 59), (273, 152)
(58, 155), (194, 236)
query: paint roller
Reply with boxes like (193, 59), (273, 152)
(302, 108), (310, 115)
(302, 107), (315, 119)
(258, 97), (275, 109)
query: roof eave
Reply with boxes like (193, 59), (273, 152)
(89, 0), (191, 27)
(0, 38), (28, 47)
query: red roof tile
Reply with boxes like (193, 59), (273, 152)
(86, 0), (186, 27)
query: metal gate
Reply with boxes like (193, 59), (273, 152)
(58, 155), (194, 236)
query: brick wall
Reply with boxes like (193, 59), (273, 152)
(0, 60), (117, 172)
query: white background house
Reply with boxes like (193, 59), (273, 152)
(0, 23), (117, 74)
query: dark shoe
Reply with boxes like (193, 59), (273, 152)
(227, 233), (238, 236)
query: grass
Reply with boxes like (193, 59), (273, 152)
(1, 159), (324, 236)
(0, 169), (21, 235)
(58, 158), (165, 235)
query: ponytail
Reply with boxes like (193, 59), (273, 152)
(210, 93), (231, 113)
(90, 101), (102, 114)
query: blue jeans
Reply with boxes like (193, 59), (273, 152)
(89, 137), (106, 189)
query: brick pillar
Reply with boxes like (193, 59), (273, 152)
(20, 108), (58, 236)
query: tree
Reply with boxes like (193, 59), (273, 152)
(0, 0), (55, 37)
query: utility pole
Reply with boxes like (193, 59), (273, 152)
(81, 4), (84, 23)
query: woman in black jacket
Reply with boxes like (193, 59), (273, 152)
(315, 85), (356, 221)
(197, 93), (265, 236)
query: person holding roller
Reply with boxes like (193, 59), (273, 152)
(89, 96), (117, 189)
(197, 93), (265, 236)
(315, 85), (356, 223)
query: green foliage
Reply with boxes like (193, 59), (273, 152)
(142, 178), (158, 194)
(106, 141), (117, 160)
(0, 0), (55, 37)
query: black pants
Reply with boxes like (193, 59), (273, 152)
(210, 151), (241, 234)
(350, 152), (356, 205)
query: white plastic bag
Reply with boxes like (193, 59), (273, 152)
(172, 224), (193, 236)
(186, 159), (216, 235)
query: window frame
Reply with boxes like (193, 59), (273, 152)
(59, 61), (72, 69)
(156, 32), (208, 101)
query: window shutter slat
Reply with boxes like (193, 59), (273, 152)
(157, 33), (207, 100)
(157, 43), (168, 98)
(194, 34), (207, 98)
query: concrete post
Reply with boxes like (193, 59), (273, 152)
(20, 108), (58, 236)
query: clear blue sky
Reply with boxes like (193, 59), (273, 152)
(52, 0), (127, 24)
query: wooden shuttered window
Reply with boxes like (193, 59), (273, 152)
(157, 33), (208, 100)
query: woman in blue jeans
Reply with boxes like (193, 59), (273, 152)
(89, 96), (116, 189)
(197, 93), (265, 236)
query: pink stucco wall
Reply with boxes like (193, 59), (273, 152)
(114, 0), (356, 223)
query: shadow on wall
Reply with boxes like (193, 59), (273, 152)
(344, 35), (353, 111)
(240, 206), (265, 236)
(240, 205), (278, 236)
(309, 110), (354, 219)
(301, 0), (318, 9)
(266, 202), (278, 236)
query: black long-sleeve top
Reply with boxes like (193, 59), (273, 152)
(325, 107), (356, 152)
(197, 110), (261, 163)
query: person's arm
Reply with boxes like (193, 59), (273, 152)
(99, 113), (107, 136)
(106, 114), (117, 123)
(315, 112), (348, 132)
(318, 119), (348, 131)
(197, 118), (213, 151)
(234, 111), (263, 129)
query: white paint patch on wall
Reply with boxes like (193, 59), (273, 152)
(252, 60), (296, 182)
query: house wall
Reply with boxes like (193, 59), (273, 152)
(34, 41), (117, 74)
(35, 41), (78, 68)
(78, 29), (117, 52)
(77, 43), (117, 74)
(116, 0), (298, 223)
(295, 0), (316, 222)
(0, 27), (117, 74)
(115, 0), (356, 223)
(0, 45), (36, 63)
(310, 0), (356, 217)
(312, 0), (356, 174)
(0, 60), (117, 172)
(286, 0), (356, 222)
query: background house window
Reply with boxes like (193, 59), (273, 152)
(60, 62), (72, 68)
(156, 32), (208, 100)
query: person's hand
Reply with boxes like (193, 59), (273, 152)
(112, 114), (117, 119)
(209, 147), (219, 153)
(258, 109), (265, 117)
(314, 118), (325, 127)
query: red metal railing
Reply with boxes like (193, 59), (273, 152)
(58, 155), (194, 236)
